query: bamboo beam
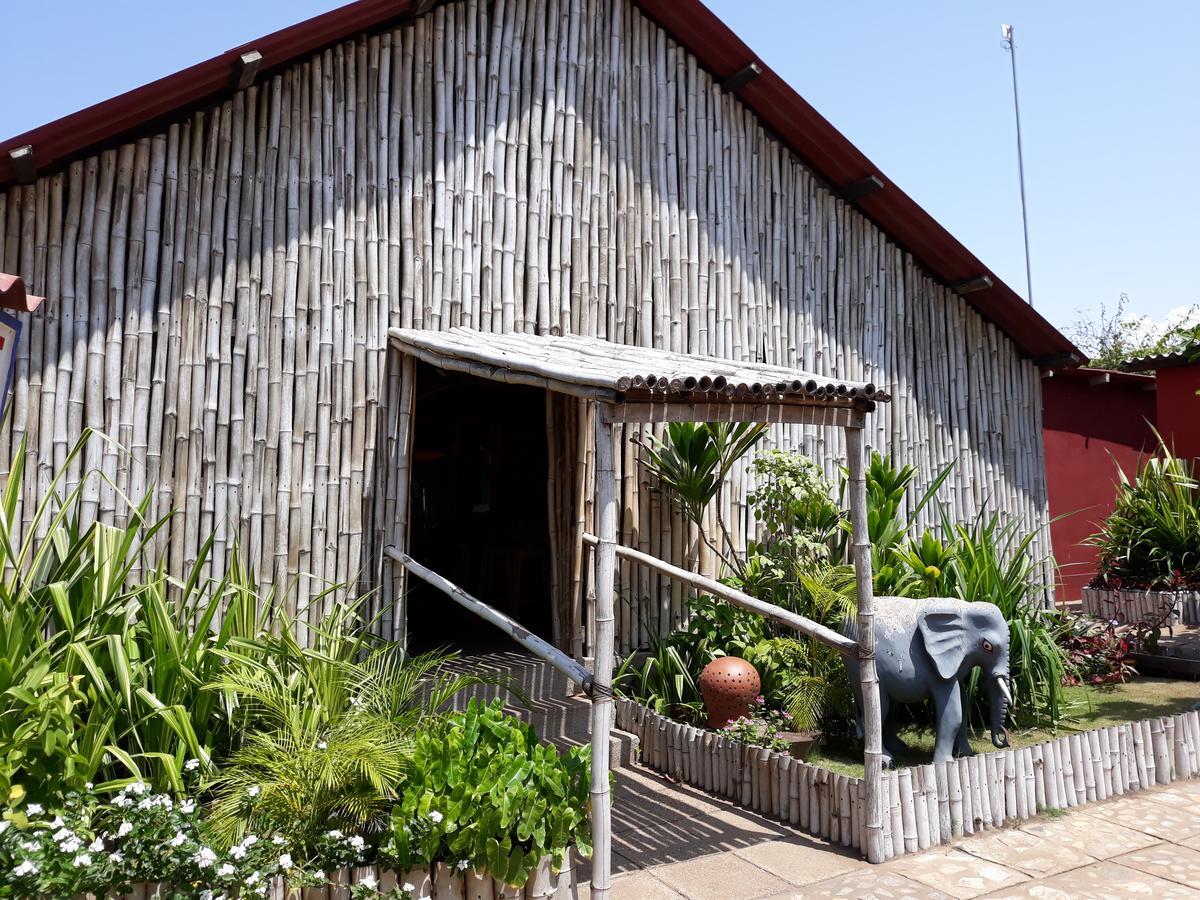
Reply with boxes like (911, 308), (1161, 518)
(579, 533), (856, 655)
(847, 424), (886, 864)
(383, 546), (594, 692)
(589, 406), (616, 900)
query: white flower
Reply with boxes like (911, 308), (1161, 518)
(199, 892), (215, 900)
(88, 836), (105, 852)
(13, 860), (38, 877)
(180, 800), (196, 814)
(246, 873), (262, 885)
(117, 821), (134, 837)
(349, 835), (365, 852)
(20, 840), (39, 852)
(129, 781), (149, 795)
(49, 817), (65, 828)
(218, 863), (236, 876)
(359, 874), (378, 889)
(457, 859), (470, 871)
(230, 844), (247, 859)
(327, 829), (344, 839)
(170, 832), (187, 848)
(317, 740), (328, 749)
(272, 835), (287, 846)
(113, 795), (131, 808)
(195, 847), (218, 868)
(60, 837), (83, 854)
(84, 782), (94, 790)
(402, 884), (415, 893)
(0, 821), (8, 834)
(110, 851), (124, 863)
(73, 853), (93, 867)
(184, 758), (201, 771)
(243, 834), (259, 847)
(428, 810), (444, 824)
(53, 827), (74, 841)
(25, 803), (43, 815)
(278, 853), (293, 869)
(247, 785), (261, 798)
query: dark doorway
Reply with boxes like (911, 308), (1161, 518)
(406, 362), (553, 653)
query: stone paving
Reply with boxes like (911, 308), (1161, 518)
(578, 764), (1200, 899)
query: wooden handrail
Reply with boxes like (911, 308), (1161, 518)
(580, 533), (857, 656)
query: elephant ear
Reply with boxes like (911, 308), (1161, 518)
(917, 611), (969, 682)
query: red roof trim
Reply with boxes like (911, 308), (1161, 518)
(0, 0), (1080, 362)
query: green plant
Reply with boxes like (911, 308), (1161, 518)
(0, 432), (279, 803)
(381, 699), (592, 887)
(639, 422), (766, 572)
(719, 698), (797, 751)
(1089, 440), (1200, 590)
(205, 629), (490, 853)
(614, 630), (704, 722)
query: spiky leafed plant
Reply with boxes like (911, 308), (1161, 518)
(639, 421), (767, 573)
(1089, 440), (1200, 590)
(204, 604), (499, 852)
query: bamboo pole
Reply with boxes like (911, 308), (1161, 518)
(846, 423), (885, 863)
(588, 406), (616, 900)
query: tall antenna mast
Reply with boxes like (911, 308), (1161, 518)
(1001, 24), (1034, 306)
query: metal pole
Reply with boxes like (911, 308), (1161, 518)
(1002, 24), (1034, 306)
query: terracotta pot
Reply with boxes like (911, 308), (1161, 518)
(698, 656), (761, 729)
(776, 730), (822, 761)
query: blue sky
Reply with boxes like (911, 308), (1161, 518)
(3, 0), (1196, 332)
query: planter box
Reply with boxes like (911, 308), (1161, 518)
(614, 695), (1200, 863)
(81, 853), (581, 899)
(1081, 586), (1200, 628)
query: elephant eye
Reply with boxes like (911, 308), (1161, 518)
(982, 639), (994, 653)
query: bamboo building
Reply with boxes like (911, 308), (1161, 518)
(0, 0), (1081, 657)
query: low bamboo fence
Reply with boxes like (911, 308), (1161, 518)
(1, 0), (1056, 651)
(83, 854), (581, 899)
(616, 697), (1200, 861)
(1082, 587), (1200, 628)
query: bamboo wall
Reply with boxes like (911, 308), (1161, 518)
(0, 0), (1052, 649)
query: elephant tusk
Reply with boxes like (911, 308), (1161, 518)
(997, 675), (1014, 709)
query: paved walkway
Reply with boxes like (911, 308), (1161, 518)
(579, 764), (1200, 898)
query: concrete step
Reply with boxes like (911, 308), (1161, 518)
(443, 649), (639, 770)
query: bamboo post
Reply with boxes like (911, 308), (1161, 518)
(846, 422), (885, 863)
(589, 405), (616, 900)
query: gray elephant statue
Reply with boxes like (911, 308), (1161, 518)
(844, 596), (1014, 766)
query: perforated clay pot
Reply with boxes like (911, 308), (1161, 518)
(698, 656), (761, 729)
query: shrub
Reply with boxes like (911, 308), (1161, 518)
(1089, 443), (1200, 591)
(1059, 616), (1137, 686)
(381, 699), (592, 886)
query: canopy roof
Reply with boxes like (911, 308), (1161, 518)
(390, 328), (888, 424)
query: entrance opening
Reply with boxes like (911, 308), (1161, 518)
(406, 361), (553, 653)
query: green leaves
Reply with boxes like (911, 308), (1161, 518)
(382, 699), (593, 887)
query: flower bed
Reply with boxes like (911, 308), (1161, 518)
(617, 696), (1200, 861)
(1082, 586), (1200, 628)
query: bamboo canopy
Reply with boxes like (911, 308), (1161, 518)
(386, 327), (890, 882)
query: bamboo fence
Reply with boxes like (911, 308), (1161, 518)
(1, 0), (1054, 645)
(1082, 587), (1200, 628)
(80, 854), (582, 899)
(615, 697), (1200, 860)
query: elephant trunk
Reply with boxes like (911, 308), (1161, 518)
(988, 672), (1013, 748)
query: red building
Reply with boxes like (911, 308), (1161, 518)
(1042, 367), (1157, 602)
(1042, 347), (1200, 602)
(1122, 350), (1200, 461)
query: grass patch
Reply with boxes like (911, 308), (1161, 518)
(808, 676), (1200, 778)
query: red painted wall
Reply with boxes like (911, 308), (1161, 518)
(1042, 374), (1157, 602)
(1156, 366), (1200, 461)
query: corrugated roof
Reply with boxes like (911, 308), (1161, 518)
(390, 327), (888, 409)
(1120, 349), (1200, 372)
(0, 0), (1083, 364)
